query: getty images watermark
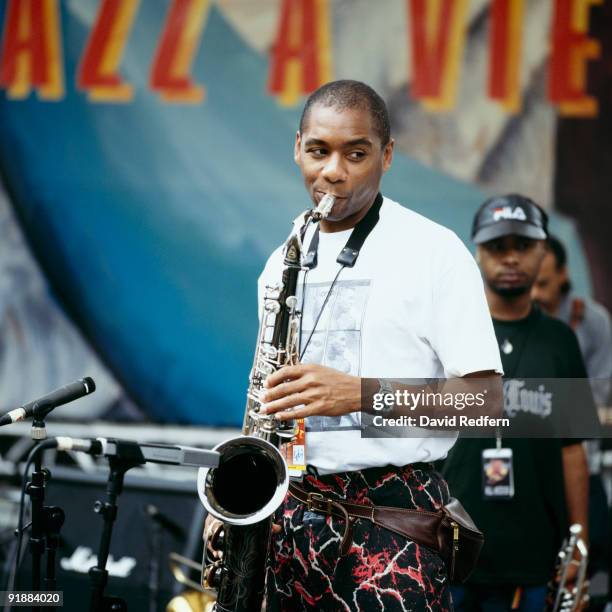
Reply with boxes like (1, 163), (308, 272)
(360, 378), (605, 438)
(370, 386), (508, 429)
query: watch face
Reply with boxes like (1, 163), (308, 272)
(378, 379), (394, 393)
(377, 380), (395, 413)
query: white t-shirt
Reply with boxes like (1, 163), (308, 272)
(258, 197), (502, 474)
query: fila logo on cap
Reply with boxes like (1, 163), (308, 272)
(492, 206), (527, 222)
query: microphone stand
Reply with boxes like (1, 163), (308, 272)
(26, 404), (65, 612)
(89, 441), (145, 612)
(43, 506), (65, 591)
(145, 505), (185, 612)
(27, 420), (45, 612)
(147, 512), (162, 612)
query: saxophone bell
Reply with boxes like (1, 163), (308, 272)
(197, 436), (289, 527)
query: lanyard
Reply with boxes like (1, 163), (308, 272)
(495, 308), (536, 448)
(500, 311), (536, 379)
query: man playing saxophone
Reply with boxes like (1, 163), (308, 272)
(222, 80), (502, 611)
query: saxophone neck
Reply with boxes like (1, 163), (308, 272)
(286, 195), (335, 266)
(285, 211), (311, 267)
(283, 231), (303, 268)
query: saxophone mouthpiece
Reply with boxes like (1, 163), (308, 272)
(312, 194), (336, 221)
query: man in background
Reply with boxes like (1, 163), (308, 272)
(532, 234), (612, 406)
(532, 234), (611, 577)
(443, 194), (592, 611)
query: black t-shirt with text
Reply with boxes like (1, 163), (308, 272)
(442, 306), (593, 586)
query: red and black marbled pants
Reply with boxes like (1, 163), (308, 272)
(265, 464), (453, 612)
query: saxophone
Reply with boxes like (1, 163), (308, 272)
(196, 194), (335, 612)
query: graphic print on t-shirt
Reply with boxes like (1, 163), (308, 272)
(300, 279), (370, 432)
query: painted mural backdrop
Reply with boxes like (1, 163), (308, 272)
(0, 0), (607, 425)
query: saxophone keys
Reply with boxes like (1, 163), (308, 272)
(264, 283), (283, 299)
(209, 523), (225, 551)
(260, 345), (278, 359)
(264, 300), (281, 313)
(202, 560), (225, 590)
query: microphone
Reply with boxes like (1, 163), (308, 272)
(49, 436), (220, 469)
(54, 436), (103, 454)
(0, 377), (96, 426)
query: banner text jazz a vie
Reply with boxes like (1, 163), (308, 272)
(0, 0), (601, 117)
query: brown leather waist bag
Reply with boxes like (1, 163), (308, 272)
(288, 482), (483, 583)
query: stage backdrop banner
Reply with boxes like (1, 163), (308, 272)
(0, 0), (604, 425)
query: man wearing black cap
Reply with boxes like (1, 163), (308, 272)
(442, 194), (592, 611)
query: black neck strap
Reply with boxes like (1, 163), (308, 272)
(303, 193), (383, 269)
